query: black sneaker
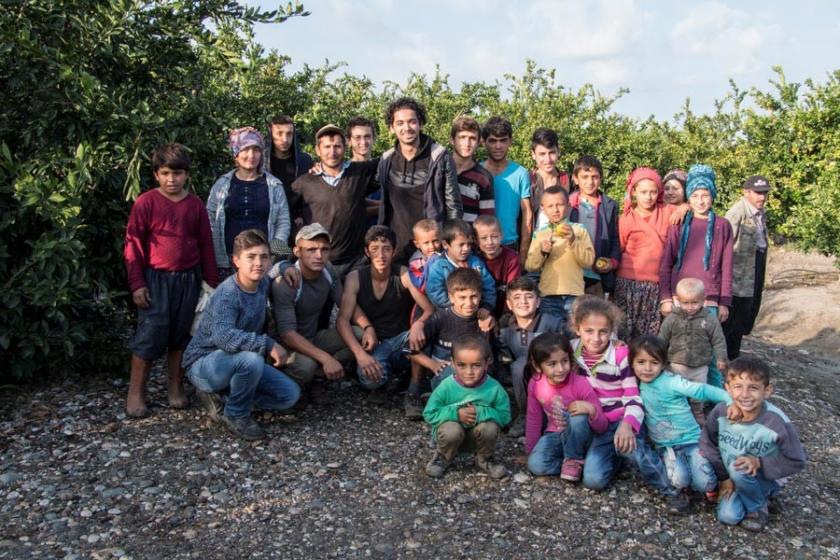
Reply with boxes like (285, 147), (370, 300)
(666, 492), (691, 515)
(740, 509), (769, 532)
(767, 497), (783, 515)
(507, 415), (525, 438)
(196, 390), (223, 423)
(425, 453), (449, 478)
(475, 456), (508, 479)
(309, 381), (329, 406)
(403, 392), (424, 420)
(221, 414), (266, 441)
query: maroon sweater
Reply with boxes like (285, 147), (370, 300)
(480, 246), (522, 317)
(659, 215), (734, 306)
(124, 189), (218, 293)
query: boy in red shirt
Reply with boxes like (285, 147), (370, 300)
(473, 214), (521, 318)
(124, 144), (218, 418)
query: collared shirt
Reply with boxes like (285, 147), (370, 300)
(317, 161), (352, 187)
(744, 199), (768, 250)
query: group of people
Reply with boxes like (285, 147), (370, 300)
(122, 97), (805, 533)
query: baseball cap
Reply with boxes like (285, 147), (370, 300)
(315, 124), (345, 142)
(743, 175), (771, 192)
(295, 223), (332, 244)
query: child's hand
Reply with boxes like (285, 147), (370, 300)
(733, 455), (761, 476)
(477, 311), (495, 332)
(669, 203), (691, 225)
(458, 404), (476, 426)
(568, 400), (596, 418)
(614, 421), (637, 454)
(716, 360), (728, 373)
(407, 321), (426, 352)
(431, 359), (449, 375)
(268, 343), (288, 367)
(718, 305), (729, 323)
(726, 403), (743, 422)
(540, 238), (553, 254)
(660, 300), (673, 316)
(555, 223), (574, 241)
(356, 351), (383, 382)
(718, 478), (735, 500)
(132, 287), (151, 309)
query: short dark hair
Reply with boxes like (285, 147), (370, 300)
(446, 267), (482, 294)
(451, 333), (491, 362)
(346, 116), (376, 138)
(269, 114), (295, 127)
(364, 225), (396, 248)
(506, 275), (539, 296)
(531, 128), (559, 151)
(481, 116), (513, 141)
(727, 356), (771, 387)
(441, 219), (473, 244)
(573, 155), (603, 178)
(451, 115), (481, 139)
(385, 97), (427, 126)
(629, 335), (669, 366)
(542, 185), (569, 203)
(232, 229), (269, 257)
(151, 143), (191, 173)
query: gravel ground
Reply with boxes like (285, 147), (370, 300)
(1, 336), (838, 560)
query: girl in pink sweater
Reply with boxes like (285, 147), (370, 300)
(525, 332), (607, 482)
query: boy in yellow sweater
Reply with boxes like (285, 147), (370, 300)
(525, 186), (595, 323)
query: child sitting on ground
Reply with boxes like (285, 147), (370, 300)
(473, 214), (521, 318)
(631, 335), (733, 513)
(701, 357), (806, 532)
(570, 296), (685, 512)
(525, 333), (607, 482)
(499, 276), (566, 437)
(423, 334), (511, 479)
(525, 186), (594, 324)
(659, 277), (728, 426)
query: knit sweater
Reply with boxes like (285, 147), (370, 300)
(182, 275), (275, 370)
(659, 307), (728, 368)
(639, 371), (731, 448)
(524, 222), (595, 297)
(571, 339), (644, 433)
(423, 374), (511, 438)
(525, 372), (608, 454)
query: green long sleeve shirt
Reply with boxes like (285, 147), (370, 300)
(423, 374), (511, 438)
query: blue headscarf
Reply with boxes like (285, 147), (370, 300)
(676, 164), (717, 271)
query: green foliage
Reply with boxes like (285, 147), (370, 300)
(1, 1), (838, 382)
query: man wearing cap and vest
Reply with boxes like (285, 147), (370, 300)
(290, 124), (380, 280)
(270, 223), (368, 404)
(723, 175), (772, 359)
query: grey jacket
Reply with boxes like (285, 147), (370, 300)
(659, 307), (727, 368)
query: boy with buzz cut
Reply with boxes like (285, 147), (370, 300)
(500, 276), (567, 437)
(425, 219), (497, 322)
(124, 143), (219, 418)
(568, 155), (620, 297)
(450, 115), (495, 223)
(473, 214), (521, 319)
(409, 268), (493, 391)
(481, 116), (532, 259)
(701, 357), (806, 532)
(423, 333), (511, 479)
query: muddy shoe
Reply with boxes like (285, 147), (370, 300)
(221, 414), (266, 441)
(196, 390), (223, 423)
(403, 392), (424, 420)
(425, 453), (450, 478)
(507, 415), (525, 438)
(560, 458), (584, 482)
(666, 492), (691, 515)
(309, 381), (329, 406)
(476, 456), (508, 479)
(740, 509), (769, 532)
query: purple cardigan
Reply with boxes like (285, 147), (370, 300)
(659, 216), (734, 306)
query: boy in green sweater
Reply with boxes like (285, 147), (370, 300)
(423, 334), (511, 479)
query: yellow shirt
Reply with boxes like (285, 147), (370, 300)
(525, 222), (595, 296)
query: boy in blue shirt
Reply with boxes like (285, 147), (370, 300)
(701, 357), (806, 531)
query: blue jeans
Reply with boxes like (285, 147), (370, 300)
(357, 332), (411, 390)
(528, 414), (592, 475)
(660, 443), (717, 492)
(717, 465), (780, 525)
(583, 422), (677, 495)
(187, 350), (300, 418)
(540, 295), (576, 325)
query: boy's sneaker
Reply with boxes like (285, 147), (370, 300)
(196, 390), (223, 423)
(221, 414), (266, 441)
(507, 415), (525, 438)
(403, 392), (423, 420)
(666, 492), (691, 515)
(425, 453), (450, 478)
(309, 381), (329, 406)
(767, 496), (783, 515)
(560, 459), (584, 482)
(475, 456), (508, 479)
(739, 509), (769, 532)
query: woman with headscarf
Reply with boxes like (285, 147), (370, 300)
(207, 127), (290, 280)
(662, 169), (687, 206)
(659, 164), (734, 323)
(614, 167), (675, 340)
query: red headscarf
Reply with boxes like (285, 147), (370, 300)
(623, 167), (663, 215)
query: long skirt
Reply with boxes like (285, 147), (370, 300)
(613, 276), (662, 342)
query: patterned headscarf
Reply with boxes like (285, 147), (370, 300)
(623, 167), (663, 215)
(228, 127), (265, 157)
(676, 164), (717, 271)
